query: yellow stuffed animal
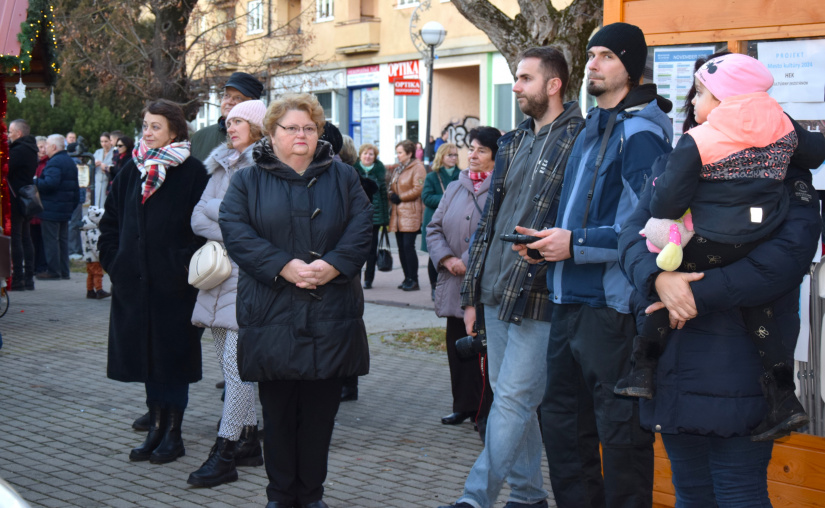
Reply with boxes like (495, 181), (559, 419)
(639, 211), (695, 271)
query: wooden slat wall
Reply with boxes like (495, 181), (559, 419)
(652, 433), (825, 507)
(604, 0), (825, 46)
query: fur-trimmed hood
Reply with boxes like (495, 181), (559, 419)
(205, 142), (257, 175)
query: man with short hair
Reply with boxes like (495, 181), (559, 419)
(36, 134), (80, 280)
(93, 132), (114, 208)
(65, 131), (77, 148)
(439, 46), (584, 508)
(516, 22), (673, 508)
(190, 72), (264, 161)
(8, 119), (39, 290)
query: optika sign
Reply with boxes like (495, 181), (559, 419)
(388, 60), (420, 82)
(394, 79), (421, 96)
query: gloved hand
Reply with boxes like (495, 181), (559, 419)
(389, 193), (402, 205)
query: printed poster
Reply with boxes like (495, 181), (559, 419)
(653, 46), (715, 146)
(757, 40), (825, 103)
(755, 39), (825, 189)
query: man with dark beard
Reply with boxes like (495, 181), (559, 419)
(515, 22), (673, 508)
(439, 46), (584, 508)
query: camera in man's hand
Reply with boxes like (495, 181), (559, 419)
(455, 327), (487, 359)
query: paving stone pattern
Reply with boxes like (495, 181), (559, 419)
(0, 268), (553, 507)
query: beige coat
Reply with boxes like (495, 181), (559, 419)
(388, 158), (426, 233)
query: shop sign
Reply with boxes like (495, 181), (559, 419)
(271, 69), (346, 93)
(347, 65), (380, 87)
(388, 60), (420, 83)
(394, 79), (421, 96)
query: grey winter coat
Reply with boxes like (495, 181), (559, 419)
(426, 171), (490, 319)
(190, 143), (255, 331)
(219, 138), (373, 381)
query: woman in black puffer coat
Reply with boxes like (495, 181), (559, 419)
(219, 93), (372, 508)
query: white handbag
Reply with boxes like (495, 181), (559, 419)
(188, 241), (232, 290)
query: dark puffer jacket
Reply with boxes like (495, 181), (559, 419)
(219, 138), (373, 381)
(8, 135), (39, 195)
(619, 158), (821, 437)
(36, 150), (81, 222)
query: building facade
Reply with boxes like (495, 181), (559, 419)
(187, 0), (536, 166)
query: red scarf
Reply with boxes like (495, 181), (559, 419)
(468, 170), (489, 192)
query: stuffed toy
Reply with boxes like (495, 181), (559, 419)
(640, 211), (694, 271)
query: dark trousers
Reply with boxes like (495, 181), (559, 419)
(260, 378), (343, 506)
(145, 382), (189, 411)
(542, 304), (654, 508)
(69, 200), (83, 255)
(395, 231), (419, 283)
(363, 225), (381, 284)
(428, 258), (438, 288)
(31, 223), (48, 274)
(445, 316), (492, 415)
(10, 201), (34, 280)
(662, 433), (773, 507)
(40, 220), (70, 278)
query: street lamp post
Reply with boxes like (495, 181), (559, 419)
(419, 21), (446, 162)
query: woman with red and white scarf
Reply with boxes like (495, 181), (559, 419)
(99, 99), (209, 465)
(426, 126), (501, 434)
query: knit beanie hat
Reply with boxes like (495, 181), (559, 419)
(226, 100), (266, 131)
(587, 22), (648, 82)
(694, 53), (774, 101)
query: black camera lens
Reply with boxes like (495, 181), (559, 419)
(455, 330), (487, 359)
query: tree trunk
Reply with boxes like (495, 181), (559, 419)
(149, 0), (200, 118)
(451, 0), (602, 102)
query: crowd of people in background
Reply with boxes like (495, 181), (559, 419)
(5, 19), (825, 508)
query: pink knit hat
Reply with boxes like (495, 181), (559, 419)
(226, 100), (266, 130)
(694, 53), (774, 101)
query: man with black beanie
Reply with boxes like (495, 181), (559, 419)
(191, 72), (264, 161)
(514, 22), (673, 507)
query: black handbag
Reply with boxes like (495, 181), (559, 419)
(376, 226), (393, 272)
(9, 183), (44, 218)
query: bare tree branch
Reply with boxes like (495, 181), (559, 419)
(452, 0), (602, 102)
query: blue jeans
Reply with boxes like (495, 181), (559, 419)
(458, 304), (550, 508)
(662, 433), (773, 508)
(40, 220), (70, 278)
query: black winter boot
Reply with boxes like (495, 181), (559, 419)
(132, 411), (151, 431)
(10, 277), (25, 291)
(614, 335), (663, 399)
(129, 405), (166, 461)
(234, 425), (264, 467)
(751, 364), (810, 441)
(150, 407), (185, 463)
(187, 437), (238, 487)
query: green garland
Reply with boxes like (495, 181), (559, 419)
(0, 0), (60, 85)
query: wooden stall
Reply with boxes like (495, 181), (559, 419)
(604, 2), (825, 506)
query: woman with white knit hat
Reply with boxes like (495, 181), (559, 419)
(188, 99), (267, 488)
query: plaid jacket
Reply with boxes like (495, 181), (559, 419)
(460, 102), (584, 324)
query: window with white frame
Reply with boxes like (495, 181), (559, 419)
(316, 0), (334, 22)
(247, 0), (263, 34)
(315, 91), (338, 123)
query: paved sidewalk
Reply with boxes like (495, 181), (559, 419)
(0, 266), (553, 508)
